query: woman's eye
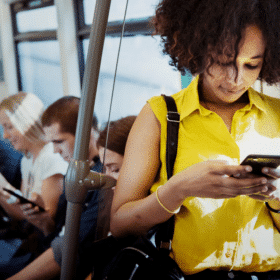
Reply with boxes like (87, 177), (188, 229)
(110, 168), (119, 173)
(245, 64), (259, 70)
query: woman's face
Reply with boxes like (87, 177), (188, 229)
(202, 24), (266, 104)
(0, 111), (30, 152)
(99, 147), (124, 180)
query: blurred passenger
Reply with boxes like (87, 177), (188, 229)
(0, 139), (22, 190)
(7, 115), (136, 280)
(42, 96), (100, 165)
(0, 92), (68, 278)
(0, 139), (23, 227)
(0, 92), (68, 225)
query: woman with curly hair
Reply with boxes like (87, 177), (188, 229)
(111, 0), (280, 279)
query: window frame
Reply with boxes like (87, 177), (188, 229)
(74, 0), (154, 84)
(10, 0), (57, 91)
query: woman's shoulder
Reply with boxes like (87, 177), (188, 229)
(148, 88), (187, 117)
(249, 87), (280, 114)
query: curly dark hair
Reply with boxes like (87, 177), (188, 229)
(152, 0), (280, 85)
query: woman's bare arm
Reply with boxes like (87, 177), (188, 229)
(21, 174), (64, 235)
(111, 104), (271, 237)
(39, 174), (64, 219)
(110, 104), (175, 236)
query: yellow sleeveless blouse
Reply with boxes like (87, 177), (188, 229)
(148, 76), (280, 275)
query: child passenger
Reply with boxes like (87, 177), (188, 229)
(110, 1), (280, 279)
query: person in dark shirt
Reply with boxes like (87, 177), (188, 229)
(0, 139), (22, 190)
(0, 139), (22, 228)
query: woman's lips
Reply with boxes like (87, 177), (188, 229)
(219, 86), (244, 94)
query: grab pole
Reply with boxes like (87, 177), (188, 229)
(60, 0), (112, 279)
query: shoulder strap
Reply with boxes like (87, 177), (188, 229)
(155, 94), (180, 253)
(162, 95), (180, 180)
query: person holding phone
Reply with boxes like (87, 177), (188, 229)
(6, 115), (136, 280)
(0, 92), (68, 230)
(0, 92), (68, 275)
(0, 139), (23, 228)
(110, 1), (280, 279)
(0, 139), (22, 191)
(0, 96), (103, 279)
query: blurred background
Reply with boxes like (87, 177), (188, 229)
(0, 0), (278, 130)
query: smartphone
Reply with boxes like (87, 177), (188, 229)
(3, 188), (45, 212)
(240, 154), (280, 177)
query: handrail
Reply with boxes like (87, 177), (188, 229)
(60, 0), (112, 279)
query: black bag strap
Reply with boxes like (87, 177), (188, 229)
(155, 94), (180, 252)
(162, 95), (180, 180)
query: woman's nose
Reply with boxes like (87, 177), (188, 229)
(226, 65), (244, 86)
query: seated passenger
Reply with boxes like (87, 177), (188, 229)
(0, 92), (68, 278)
(0, 139), (23, 228)
(0, 139), (22, 190)
(7, 115), (136, 280)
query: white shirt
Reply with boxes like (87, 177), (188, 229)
(21, 142), (68, 199)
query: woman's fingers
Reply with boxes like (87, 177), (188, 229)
(20, 203), (33, 211)
(181, 161), (280, 200)
(262, 167), (280, 179)
(227, 177), (277, 200)
(213, 163), (252, 177)
(20, 203), (41, 217)
(218, 183), (267, 197)
(248, 194), (275, 201)
(30, 193), (45, 208)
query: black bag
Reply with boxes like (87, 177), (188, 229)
(90, 95), (184, 280)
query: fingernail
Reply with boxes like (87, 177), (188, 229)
(263, 168), (269, 173)
(235, 173), (240, 177)
(245, 166), (252, 172)
(261, 178), (267, 184)
(262, 186), (268, 192)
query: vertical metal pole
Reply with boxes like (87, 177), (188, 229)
(60, 0), (112, 279)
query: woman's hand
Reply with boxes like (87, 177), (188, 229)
(20, 193), (55, 236)
(170, 160), (270, 200)
(252, 167), (280, 231)
(0, 189), (27, 220)
(0, 173), (10, 191)
(0, 199), (27, 220)
(110, 103), (274, 237)
(230, 166), (279, 201)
